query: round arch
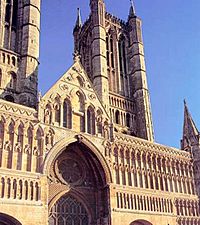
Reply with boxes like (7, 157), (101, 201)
(42, 134), (112, 184)
(130, 220), (153, 225)
(0, 213), (22, 225)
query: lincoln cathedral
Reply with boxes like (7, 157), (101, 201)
(0, 0), (199, 225)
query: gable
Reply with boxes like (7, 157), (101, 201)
(39, 59), (110, 134)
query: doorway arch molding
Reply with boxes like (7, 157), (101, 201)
(43, 134), (112, 184)
(0, 213), (22, 225)
(130, 219), (153, 225)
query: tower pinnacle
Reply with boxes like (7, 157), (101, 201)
(183, 100), (199, 138)
(129, 0), (136, 18)
(181, 100), (199, 150)
(74, 8), (82, 32)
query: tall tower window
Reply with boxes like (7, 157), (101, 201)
(106, 31), (117, 92)
(5, 0), (11, 24)
(12, 0), (18, 28)
(118, 35), (128, 96)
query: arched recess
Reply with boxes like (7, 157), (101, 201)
(45, 135), (112, 224)
(0, 213), (22, 225)
(130, 220), (153, 225)
(43, 134), (112, 184)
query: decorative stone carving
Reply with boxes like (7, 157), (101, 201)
(4, 141), (11, 151)
(59, 83), (69, 91)
(88, 93), (96, 100)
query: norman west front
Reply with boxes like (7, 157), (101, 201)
(0, 0), (199, 225)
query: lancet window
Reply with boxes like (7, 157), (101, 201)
(118, 35), (128, 96)
(87, 106), (95, 135)
(63, 99), (72, 129)
(106, 31), (117, 92)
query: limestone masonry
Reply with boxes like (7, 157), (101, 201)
(0, 1), (199, 225)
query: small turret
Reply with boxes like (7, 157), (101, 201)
(181, 100), (199, 151)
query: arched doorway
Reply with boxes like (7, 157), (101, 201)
(130, 220), (153, 225)
(48, 141), (110, 225)
(0, 213), (22, 225)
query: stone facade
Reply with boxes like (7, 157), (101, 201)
(0, 0), (199, 225)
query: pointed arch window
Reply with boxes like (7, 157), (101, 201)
(87, 106), (95, 135)
(77, 92), (85, 132)
(63, 99), (72, 129)
(49, 195), (89, 225)
(106, 32), (115, 68)
(54, 104), (60, 124)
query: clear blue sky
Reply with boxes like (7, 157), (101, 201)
(39, 0), (200, 148)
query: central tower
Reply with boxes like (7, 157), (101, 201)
(73, 0), (154, 141)
(0, 0), (41, 108)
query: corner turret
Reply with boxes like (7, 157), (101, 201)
(181, 100), (199, 151)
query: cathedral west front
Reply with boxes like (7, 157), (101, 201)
(0, 0), (200, 225)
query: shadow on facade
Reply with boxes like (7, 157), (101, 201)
(0, 67), (38, 109)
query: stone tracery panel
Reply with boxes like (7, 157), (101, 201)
(49, 194), (89, 225)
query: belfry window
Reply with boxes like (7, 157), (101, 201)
(12, 0), (18, 28)
(63, 99), (72, 129)
(5, 0), (11, 24)
(106, 33), (114, 68)
(106, 31), (117, 92)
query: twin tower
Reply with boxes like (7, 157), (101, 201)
(0, 0), (40, 107)
(0, 0), (154, 141)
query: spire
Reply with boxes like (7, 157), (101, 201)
(183, 100), (199, 137)
(129, 0), (136, 19)
(73, 8), (82, 33)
